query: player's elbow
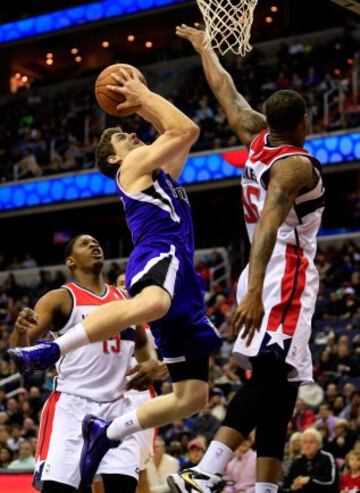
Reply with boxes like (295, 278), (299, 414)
(182, 124), (200, 145)
(167, 124), (200, 144)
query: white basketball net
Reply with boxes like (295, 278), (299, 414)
(196, 0), (259, 56)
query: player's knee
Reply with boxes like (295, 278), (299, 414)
(149, 295), (170, 319)
(179, 386), (208, 416)
(139, 287), (171, 320)
(192, 387), (208, 412)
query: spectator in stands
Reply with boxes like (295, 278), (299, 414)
(0, 388), (6, 411)
(6, 398), (23, 426)
(21, 253), (38, 269)
(181, 439), (206, 470)
(0, 428), (10, 448)
(164, 419), (191, 444)
(282, 432), (303, 481)
(191, 404), (220, 442)
(208, 388), (226, 422)
(225, 439), (256, 493)
(340, 450), (360, 493)
(340, 391), (360, 427)
(0, 446), (13, 467)
(292, 399), (316, 432)
(147, 438), (179, 493)
(28, 386), (43, 417)
(325, 383), (339, 407)
(8, 440), (35, 470)
(6, 423), (24, 452)
(22, 417), (36, 439)
(281, 428), (338, 492)
(316, 403), (337, 440)
(326, 418), (356, 459)
(333, 396), (346, 416)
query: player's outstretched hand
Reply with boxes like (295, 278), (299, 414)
(230, 292), (264, 347)
(15, 308), (39, 334)
(175, 23), (208, 54)
(126, 360), (163, 391)
(106, 69), (151, 111)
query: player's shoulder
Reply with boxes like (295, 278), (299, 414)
(122, 144), (150, 169)
(271, 152), (314, 174)
(37, 287), (72, 312)
(41, 287), (71, 302)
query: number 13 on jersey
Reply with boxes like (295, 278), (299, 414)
(103, 335), (121, 354)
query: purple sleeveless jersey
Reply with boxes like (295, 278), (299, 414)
(116, 169), (222, 362)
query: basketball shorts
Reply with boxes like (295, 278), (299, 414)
(126, 242), (223, 363)
(233, 242), (319, 384)
(34, 391), (154, 490)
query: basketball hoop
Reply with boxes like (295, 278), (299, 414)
(196, 0), (258, 56)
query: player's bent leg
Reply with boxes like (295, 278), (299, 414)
(8, 286), (171, 374)
(102, 474), (138, 493)
(42, 480), (79, 492)
(254, 358), (299, 490)
(82, 286), (171, 343)
(168, 376), (258, 493)
(136, 469), (150, 493)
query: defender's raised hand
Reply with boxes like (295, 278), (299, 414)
(176, 23), (208, 53)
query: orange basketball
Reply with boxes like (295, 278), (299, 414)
(95, 63), (147, 117)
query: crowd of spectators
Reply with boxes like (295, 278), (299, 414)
(0, 241), (359, 492)
(0, 31), (359, 183)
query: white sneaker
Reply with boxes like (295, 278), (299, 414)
(167, 468), (225, 493)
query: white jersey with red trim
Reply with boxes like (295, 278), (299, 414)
(52, 282), (135, 402)
(233, 129), (325, 383)
(242, 129), (325, 258)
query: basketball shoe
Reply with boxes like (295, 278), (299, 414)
(80, 414), (120, 485)
(8, 342), (60, 374)
(168, 469), (227, 493)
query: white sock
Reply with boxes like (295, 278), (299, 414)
(55, 323), (90, 356)
(196, 440), (233, 475)
(106, 409), (142, 441)
(255, 483), (278, 493)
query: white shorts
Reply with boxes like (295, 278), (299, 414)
(34, 391), (155, 490)
(233, 242), (319, 384)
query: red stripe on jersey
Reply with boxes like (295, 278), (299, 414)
(267, 245), (308, 337)
(249, 130), (310, 167)
(283, 252), (308, 335)
(64, 283), (126, 306)
(148, 385), (158, 453)
(35, 391), (61, 462)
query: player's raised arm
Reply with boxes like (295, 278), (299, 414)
(10, 290), (71, 347)
(107, 69), (199, 179)
(176, 24), (267, 147)
(232, 155), (315, 345)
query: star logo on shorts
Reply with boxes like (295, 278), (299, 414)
(265, 324), (291, 350)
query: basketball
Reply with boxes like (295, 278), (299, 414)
(95, 63), (147, 117)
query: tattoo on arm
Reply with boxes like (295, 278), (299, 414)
(248, 188), (294, 291)
(247, 155), (313, 292)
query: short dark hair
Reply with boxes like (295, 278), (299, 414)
(265, 90), (306, 132)
(95, 127), (122, 178)
(64, 235), (85, 260)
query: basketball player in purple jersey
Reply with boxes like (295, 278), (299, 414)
(9, 69), (222, 485)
